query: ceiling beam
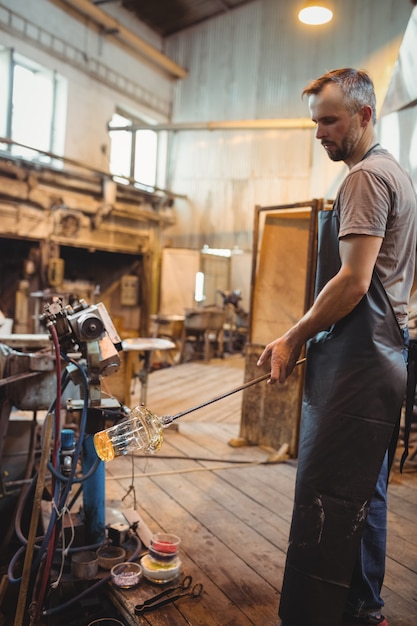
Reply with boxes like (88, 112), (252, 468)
(58, 0), (188, 78)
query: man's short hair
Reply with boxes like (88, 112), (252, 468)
(302, 68), (377, 124)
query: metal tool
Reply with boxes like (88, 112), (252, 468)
(94, 357), (307, 459)
(134, 576), (203, 614)
(134, 575), (192, 612)
(164, 356), (307, 424)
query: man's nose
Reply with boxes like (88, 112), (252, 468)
(315, 124), (325, 139)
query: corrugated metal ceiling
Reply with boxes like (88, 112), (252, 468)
(93, 0), (258, 36)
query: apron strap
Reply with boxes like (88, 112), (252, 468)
(400, 338), (417, 472)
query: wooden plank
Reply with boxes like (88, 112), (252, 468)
(240, 345), (303, 455)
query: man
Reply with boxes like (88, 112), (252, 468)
(257, 68), (417, 626)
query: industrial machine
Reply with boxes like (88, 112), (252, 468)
(0, 297), (139, 624)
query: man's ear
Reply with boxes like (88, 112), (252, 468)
(360, 105), (373, 126)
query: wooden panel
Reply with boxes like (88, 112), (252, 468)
(239, 343), (303, 456)
(251, 210), (311, 345)
(159, 248), (200, 315)
(238, 205), (316, 456)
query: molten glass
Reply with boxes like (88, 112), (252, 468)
(94, 406), (172, 461)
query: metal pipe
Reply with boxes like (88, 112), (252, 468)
(167, 357), (306, 422)
(108, 118), (316, 132)
(82, 433), (106, 544)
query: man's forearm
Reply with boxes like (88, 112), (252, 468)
(285, 270), (367, 349)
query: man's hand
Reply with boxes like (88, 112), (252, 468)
(257, 335), (302, 384)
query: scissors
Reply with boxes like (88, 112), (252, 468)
(134, 576), (203, 614)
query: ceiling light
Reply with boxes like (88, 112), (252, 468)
(298, 3), (333, 25)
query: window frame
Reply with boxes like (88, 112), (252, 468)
(109, 108), (159, 192)
(0, 48), (65, 160)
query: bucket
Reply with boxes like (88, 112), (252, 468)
(71, 550), (99, 579)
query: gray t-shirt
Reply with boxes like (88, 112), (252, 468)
(334, 146), (417, 328)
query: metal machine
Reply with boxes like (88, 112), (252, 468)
(1, 297), (129, 623)
(39, 297), (124, 542)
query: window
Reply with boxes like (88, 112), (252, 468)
(109, 111), (158, 191)
(0, 48), (66, 161)
(109, 113), (133, 182)
(134, 129), (158, 189)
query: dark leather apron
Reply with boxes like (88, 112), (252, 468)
(279, 209), (406, 626)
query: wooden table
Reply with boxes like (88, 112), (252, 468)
(121, 337), (176, 406)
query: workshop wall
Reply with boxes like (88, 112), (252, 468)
(163, 0), (414, 250)
(0, 0), (181, 331)
(0, 0), (175, 170)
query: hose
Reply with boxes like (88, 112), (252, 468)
(13, 412), (54, 626)
(31, 346), (91, 622)
(8, 344), (100, 619)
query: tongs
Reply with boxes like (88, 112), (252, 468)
(134, 575), (203, 614)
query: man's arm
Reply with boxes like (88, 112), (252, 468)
(257, 234), (383, 383)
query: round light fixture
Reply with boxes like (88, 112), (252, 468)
(298, 4), (333, 25)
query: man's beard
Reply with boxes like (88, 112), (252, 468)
(326, 146), (345, 161)
(323, 131), (356, 162)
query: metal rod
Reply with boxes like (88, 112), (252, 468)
(0, 371), (41, 387)
(169, 357), (306, 422)
(14, 412), (54, 626)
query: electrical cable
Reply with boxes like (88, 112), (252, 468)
(9, 357), (96, 557)
(0, 410), (40, 553)
(12, 367), (70, 550)
(10, 367), (70, 560)
(48, 454), (101, 483)
(8, 349), (94, 596)
(28, 323), (63, 623)
(32, 348), (91, 622)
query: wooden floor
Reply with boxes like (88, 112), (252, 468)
(101, 354), (417, 626)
